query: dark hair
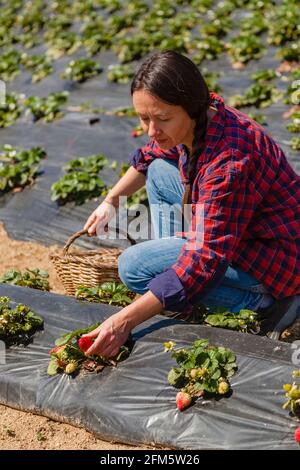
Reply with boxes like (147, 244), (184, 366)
(131, 51), (211, 191)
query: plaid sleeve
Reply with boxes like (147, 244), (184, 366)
(171, 167), (256, 304)
(129, 140), (180, 175)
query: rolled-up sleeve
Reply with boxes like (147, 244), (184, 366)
(129, 140), (180, 176)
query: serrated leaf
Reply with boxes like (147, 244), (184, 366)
(47, 359), (59, 376)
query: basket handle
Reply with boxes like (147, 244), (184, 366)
(63, 226), (136, 255)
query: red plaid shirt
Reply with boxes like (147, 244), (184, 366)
(130, 93), (300, 312)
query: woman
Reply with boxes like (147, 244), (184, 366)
(82, 51), (300, 357)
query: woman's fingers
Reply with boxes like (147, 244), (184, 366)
(99, 345), (120, 358)
(83, 213), (96, 231)
(81, 326), (101, 339)
(85, 324), (111, 355)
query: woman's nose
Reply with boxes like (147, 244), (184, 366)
(148, 120), (161, 138)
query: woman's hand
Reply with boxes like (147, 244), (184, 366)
(83, 200), (116, 236)
(81, 291), (163, 358)
(81, 312), (132, 358)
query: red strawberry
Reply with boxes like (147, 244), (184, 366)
(78, 336), (94, 352)
(131, 130), (139, 138)
(176, 392), (192, 411)
(295, 427), (300, 444)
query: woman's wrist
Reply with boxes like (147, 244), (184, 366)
(104, 193), (119, 208)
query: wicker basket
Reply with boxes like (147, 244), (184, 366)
(50, 228), (135, 296)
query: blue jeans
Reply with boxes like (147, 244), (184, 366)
(118, 158), (271, 313)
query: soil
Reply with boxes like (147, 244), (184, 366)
(0, 223), (154, 450)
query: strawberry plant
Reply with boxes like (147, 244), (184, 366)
(0, 268), (50, 291)
(107, 64), (134, 84)
(277, 42), (300, 64)
(43, 14), (72, 41)
(21, 54), (53, 83)
(119, 163), (148, 206)
(19, 31), (41, 49)
(200, 16), (232, 38)
(0, 145), (46, 193)
(99, 0), (123, 14)
(227, 35), (265, 66)
(287, 113), (300, 133)
(167, 11), (200, 34)
(25, 91), (69, 122)
(291, 137), (300, 151)
(192, 36), (224, 65)
(203, 307), (260, 333)
(111, 107), (137, 117)
(113, 34), (150, 64)
(81, 18), (112, 56)
(153, 33), (191, 54)
(47, 322), (131, 376)
(0, 49), (22, 82)
(0, 27), (18, 49)
(239, 12), (267, 36)
(17, 1), (45, 33)
(229, 83), (282, 109)
(282, 370), (300, 417)
(75, 281), (136, 306)
(0, 93), (23, 128)
(61, 58), (102, 83)
(251, 69), (278, 82)
(284, 69), (300, 106)
(0, 296), (43, 346)
(165, 339), (237, 411)
(107, 14), (135, 35)
(202, 69), (222, 94)
(148, 0), (176, 18)
(46, 31), (81, 59)
(267, 4), (300, 46)
(51, 153), (109, 205)
(248, 113), (267, 125)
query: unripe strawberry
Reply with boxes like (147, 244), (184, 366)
(176, 392), (192, 411)
(190, 369), (198, 380)
(289, 389), (300, 400)
(65, 362), (77, 374)
(78, 336), (94, 352)
(294, 427), (300, 444)
(197, 368), (207, 378)
(218, 381), (230, 395)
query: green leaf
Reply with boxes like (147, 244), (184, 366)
(167, 367), (187, 388)
(47, 359), (59, 376)
(55, 333), (73, 346)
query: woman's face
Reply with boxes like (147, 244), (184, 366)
(132, 90), (195, 150)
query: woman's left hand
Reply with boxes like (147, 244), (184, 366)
(82, 312), (131, 358)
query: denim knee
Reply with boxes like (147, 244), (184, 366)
(146, 158), (178, 188)
(147, 158), (168, 180)
(118, 245), (147, 293)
